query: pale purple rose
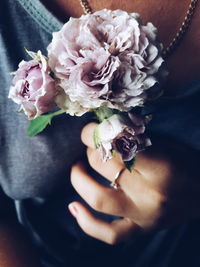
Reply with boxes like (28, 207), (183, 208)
(8, 51), (56, 119)
(95, 113), (151, 161)
(48, 9), (165, 115)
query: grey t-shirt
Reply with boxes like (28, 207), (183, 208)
(0, 0), (90, 200)
(1, 1), (200, 266)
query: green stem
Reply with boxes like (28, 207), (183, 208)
(50, 109), (66, 117)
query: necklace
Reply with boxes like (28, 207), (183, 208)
(79, 0), (199, 58)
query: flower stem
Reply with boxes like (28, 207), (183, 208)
(49, 109), (66, 117)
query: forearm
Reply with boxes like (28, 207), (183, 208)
(0, 188), (41, 266)
(0, 219), (41, 267)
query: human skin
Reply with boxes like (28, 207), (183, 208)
(0, 220), (41, 266)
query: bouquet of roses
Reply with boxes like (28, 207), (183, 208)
(8, 9), (165, 170)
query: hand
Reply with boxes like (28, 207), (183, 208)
(69, 123), (200, 245)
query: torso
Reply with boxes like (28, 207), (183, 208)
(2, 3), (200, 266)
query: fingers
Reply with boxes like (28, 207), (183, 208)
(86, 147), (124, 182)
(81, 123), (171, 187)
(68, 201), (140, 245)
(81, 123), (174, 196)
(79, 123), (165, 230)
(81, 122), (154, 177)
(86, 147), (148, 199)
(81, 122), (97, 148)
(81, 123), (148, 192)
(82, 123), (139, 191)
(71, 162), (135, 217)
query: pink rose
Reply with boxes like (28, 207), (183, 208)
(48, 9), (165, 115)
(95, 113), (151, 161)
(8, 51), (56, 119)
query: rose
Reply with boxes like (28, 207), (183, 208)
(8, 51), (57, 119)
(55, 87), (89, 116)
(95, 113), (151, 161)
(113, 133), (140, 162)
(48, 9), (165, 116)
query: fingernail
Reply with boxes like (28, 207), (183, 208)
(68, 204), (78, 218)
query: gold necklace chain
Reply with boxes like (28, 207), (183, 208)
(79, 0), (92, 14)
(79, 0), (199, 58)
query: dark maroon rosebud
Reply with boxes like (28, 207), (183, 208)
(113, 133), (139, 161)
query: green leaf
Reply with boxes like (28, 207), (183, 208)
(49, 71), (55, 79)
(28, 115), (52, 137)
(93, 126), (100, 149)
(24, 48), (48, 62)
(25, 48), (40, 61)
(28, 109), (65, 137)
(124, 157), (136, 172)
(17, 108), (24, 114)
(112, 150), (117, 157)
(145, 114), (153, 122)
(93, 107), (114, 122)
